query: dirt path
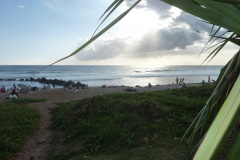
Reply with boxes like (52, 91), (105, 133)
(12, 102), (56, 160)
(8, 88), (130, 160)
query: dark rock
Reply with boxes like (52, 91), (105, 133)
(76, 81), (82, 86)
(35, 78), (40, 82)
(65, 80), (75, 87)
(39, 77), (47, 83)
(57, 80), (65, 85)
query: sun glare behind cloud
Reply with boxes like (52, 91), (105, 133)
(116, 8), (161, 39)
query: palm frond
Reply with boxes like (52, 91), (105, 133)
(198, 26), (221, 57)
(193, 79), (240, 160)
(98, 0), (120, 21)
(182, 50), (240, 147)
(92, 0), (124, 38)
(160, 0), (240, 35)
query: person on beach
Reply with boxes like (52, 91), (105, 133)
(1, 86), (5, 93)
(31, 86), (38, 91)
(148, 82), (152, 88)
(176, 77), (179, 85)
(202, 80), (206, 85)
(6, 89), (19, 99)
(68, 85), (73, 89)
(13, 83), (16, 90)
(208, 76), (210, 83)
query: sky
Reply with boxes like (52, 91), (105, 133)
(0, 0), (239, 66)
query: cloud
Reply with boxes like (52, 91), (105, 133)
(75, 25), (204, 61)
(145, 0), (173, 19)
(125, 0), (173, 19)
(173, 12), (211, 33)
(75, 38), (130, 60)
(75, 0), (212, 61)
(135, 27), (202, 52)
(17, 5), (25, 8)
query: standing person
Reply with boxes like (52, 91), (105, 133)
(1, 86), (5, 93)
(176, 77), (179, 85)
(13, 83), (16, 90)
(208, 76), (211, 83)
(148, 82), (152, 88)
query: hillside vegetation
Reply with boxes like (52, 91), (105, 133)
(48, 85), (214, 160)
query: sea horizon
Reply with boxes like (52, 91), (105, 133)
(0, 65), (223, 90)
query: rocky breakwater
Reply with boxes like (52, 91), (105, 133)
(0, 77), (83, 88)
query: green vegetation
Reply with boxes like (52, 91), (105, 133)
(0, 99), (41, 160)
(48, 85), (214, 160)
(10, 98), (46, 105)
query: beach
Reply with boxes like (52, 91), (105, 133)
(0, 83), (202, 104)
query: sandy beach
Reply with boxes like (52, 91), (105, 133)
(0, 83), (202, 104)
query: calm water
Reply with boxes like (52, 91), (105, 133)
(0, 65), (223, 89)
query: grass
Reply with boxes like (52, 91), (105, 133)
(0, 99), (43, 160)
(10, 98), (46, 104)
(48, 85), (215, 160)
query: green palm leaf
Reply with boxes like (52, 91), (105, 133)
(193, 77), (240, 160)
(91, 0), (124, 38)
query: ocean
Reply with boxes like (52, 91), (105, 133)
(0, 65), (223, 89)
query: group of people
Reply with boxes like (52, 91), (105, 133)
(1, 85), (18, 99)
(202, 76), (212, 85)
(2, 83), (39, 99)
(1, 83), (19, 99)
(123, 87), (137, 92)
(175, 77), (185, 86)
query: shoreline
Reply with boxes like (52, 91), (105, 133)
(0, 83), (205, 104)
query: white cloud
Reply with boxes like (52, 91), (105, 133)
(17, 5), (25, 8)
(74, 0), (238, 64)
(75, 6), (208, 61)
